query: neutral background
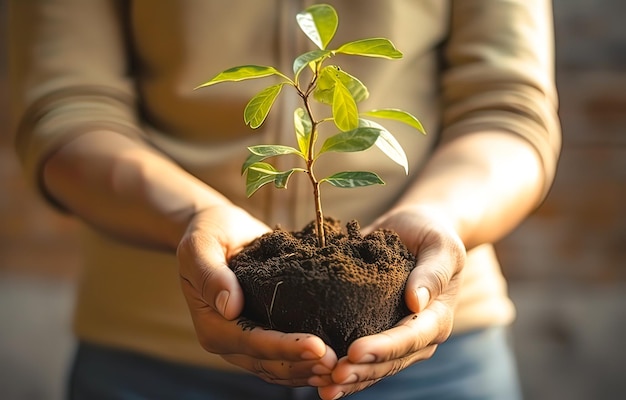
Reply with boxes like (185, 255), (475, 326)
(1, 1), (625, 399)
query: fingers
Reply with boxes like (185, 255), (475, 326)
(317, 303), (452, 399)
(181, 274), (339, 386)
(318, 348), (439, 399)
(222, 343), (337, 387)
(180, 282), (332, 359)
(346, 302), (453, 365)
(317, 343), (437, 400)
(177, 205), (271, 320)
(404, 229), (465, 313)
(177, 230), (244, 320)
(234, 326), (331, 362)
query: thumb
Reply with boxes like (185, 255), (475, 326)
(405, 233), (466, 313)
(177, 233), (244, 320)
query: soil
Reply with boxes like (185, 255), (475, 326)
(229, 218), (417, 357)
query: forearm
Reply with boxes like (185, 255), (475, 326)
(43, 130), (232, 251)
(395, 131), (544, 250)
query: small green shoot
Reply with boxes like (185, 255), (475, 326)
(196, 4), (425, 247)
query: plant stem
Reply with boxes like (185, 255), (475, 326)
(306, 116), (326, 248)
(299, 78), (326, 247)
(308, 152), (325, 247)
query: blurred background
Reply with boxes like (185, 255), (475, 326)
(1, 1), (625, 399)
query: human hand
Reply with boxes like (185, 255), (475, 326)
(317, 206), (466, 399)
(177, 205), (337, 386)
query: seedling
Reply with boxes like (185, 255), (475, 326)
(197, 3), (425, 247)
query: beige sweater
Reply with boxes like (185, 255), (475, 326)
(10, 0), (560, 369)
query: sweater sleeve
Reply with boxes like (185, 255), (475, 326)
(9, 0), (144, 203)
(441, 0), (561, 201)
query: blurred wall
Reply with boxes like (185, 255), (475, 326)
(1, 1), (625, 400)
(495, 1), (626, 399)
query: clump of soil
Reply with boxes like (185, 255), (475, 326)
(229, 218), (417, 357)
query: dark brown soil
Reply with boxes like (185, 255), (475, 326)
(229, 218), (417, 357)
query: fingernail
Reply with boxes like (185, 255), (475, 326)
(215, 290), (229, 316)
(416, 287), (430, 311)
(357, 353), (376, 363)
(332, 392), (345, 400)
(341, 374), (358, 384)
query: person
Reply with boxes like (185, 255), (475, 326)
(9, 1), (561, 399)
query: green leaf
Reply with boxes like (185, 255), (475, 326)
(332, 78), (359, 131)
(313, 66), (369, 105)
(244, 83), (285, 128)
(359, 119), (409, 174)
(195, 65), (289, 89)
(336, 38), (403, 59)
(293, 50), (331, 78)
(312, 66), (336, 105)
(362, 108), (426, 134)
(241, 153), (266, 175)
(245, 162), (278, 197)
(245, 162), (301, 197)
(294, 108), (312, 157)
(335, 69), (369, 103)
(296, 4), (338, 50)
(321, 171), (385, 188)
(242, 145), (303, 174)
(248, 144), (303, 158)
(272, 169), (299, 189)
(319, 127), (381, 154)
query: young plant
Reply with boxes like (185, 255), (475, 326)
(196, 3), (425, 247)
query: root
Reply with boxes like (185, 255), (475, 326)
(266, 280), (284, 329)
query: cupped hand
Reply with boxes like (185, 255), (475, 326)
(318, 206), (466, 399)
(177, 205), (337, 386)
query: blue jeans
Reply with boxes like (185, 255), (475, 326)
(68, 326), (522, 400)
